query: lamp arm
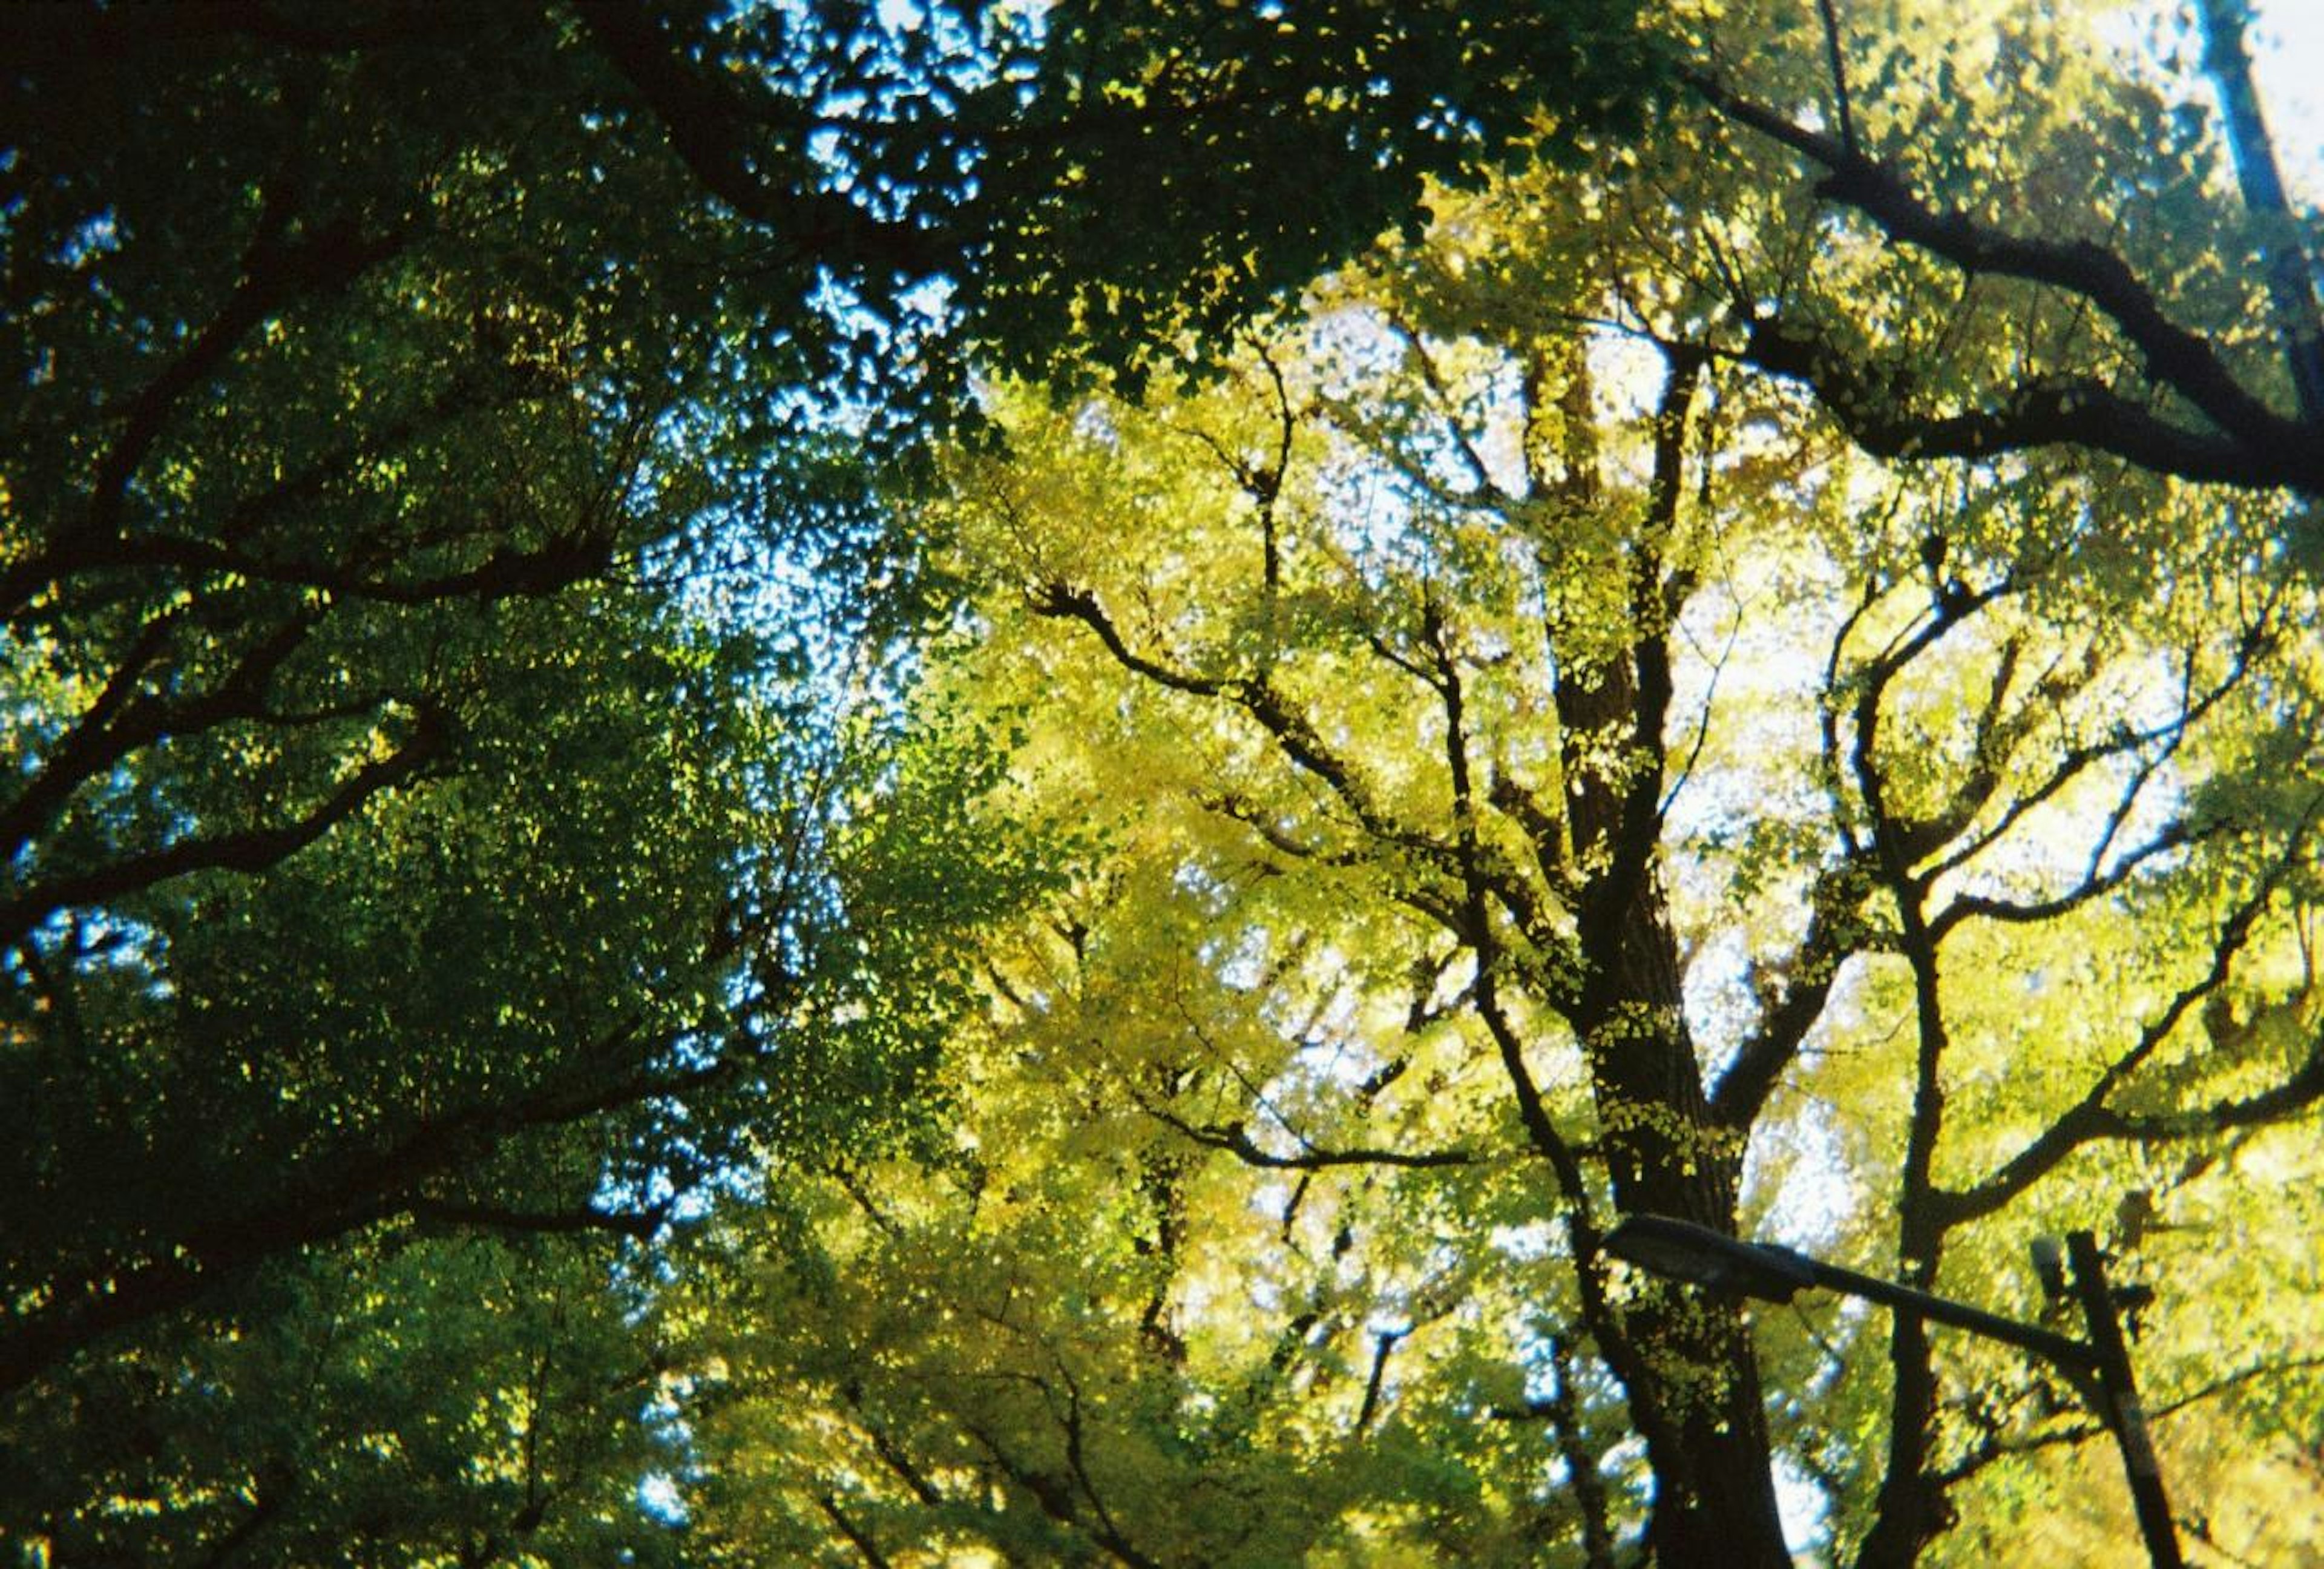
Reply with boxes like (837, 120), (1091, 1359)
(1800, 1257), (2099, 1373)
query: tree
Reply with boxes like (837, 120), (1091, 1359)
(3, 0), (1660, 1557)
(5, 1226), (690, 1567)
(1685, 0), (2324, 502)
(19, 0), (2323, 1562)
(673, 2), (2324, 1557)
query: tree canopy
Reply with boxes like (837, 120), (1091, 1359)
(7, 1), (2324, 1566)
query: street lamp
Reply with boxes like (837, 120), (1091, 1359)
(1602, 1214), (2183, 1569)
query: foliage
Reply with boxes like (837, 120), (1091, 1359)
(669, 2), (2324, 1563)
(11, 0), (2324, 1565)
(2, 0), (1666, 1559)
(5, 1229), (685, 1568)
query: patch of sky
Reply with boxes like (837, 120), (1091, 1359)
(2102, 0), (2324, 205)
(2255, 0), (2324, 197)
(1491, 1219), (1556, 1263)
(1659, 559), (1837, 832)
(1071, 397), (1120, 447)
(1744, 1100), (1860, 1255)
(1206, 923), (1270, 992)
(776, 0), (1037, 223)
(5, 906), (173, 1001)
(637, 1469), (691, 1526)
(642, 320), (950, 706)
(1172, 857), (1235, 913)
(1317, 444), (1423, 591)
(1776, 1456), (1831, 1564)
(1305, 304), (1409, 398)
(52, 209), (119, 269)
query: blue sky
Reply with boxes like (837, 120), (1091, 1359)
(2249, 0), (2323, 200)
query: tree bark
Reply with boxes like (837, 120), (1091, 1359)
(1560, 659), (1793, 1569)
(1547, 352), (1791, 1568)
(2195, 0), (2324, 423)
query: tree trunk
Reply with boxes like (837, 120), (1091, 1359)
(1541, 347), (1793, 1567)
(1555, 653), (1791, 1567)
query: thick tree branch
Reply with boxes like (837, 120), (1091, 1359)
(815, 1492), (896, 1569)
(1353, 1327), (1402, 1435)
(0, 1003), (777, 1395)
(1712, 853), (1877, 1128)
(839, 1385), (950, 1510)
(1741, 320), (2300, 489)
(1691, 73), (2323, 495)
(571, 2), (936, 281)
(2118, 1031), (2324, 1140)
(1, 700), (445, 946)
(1931, 818), (2205, 938)
(82, 209), (405, 547)
(1032, 580), (1459, 875)
(405, 1198), (668, 1242)
(1, 612), (318, 866)
(1935, 851), (2296, 1226)
(1851, 593), (1961, 1564)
